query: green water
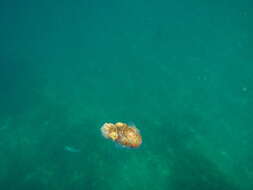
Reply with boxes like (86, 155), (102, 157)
(0, 0), (252, 189)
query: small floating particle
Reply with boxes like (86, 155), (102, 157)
(64, 146), (81, 153)
(242, 87), (248, 92)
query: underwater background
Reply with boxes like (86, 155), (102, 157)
(0, 0), (252, 189)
